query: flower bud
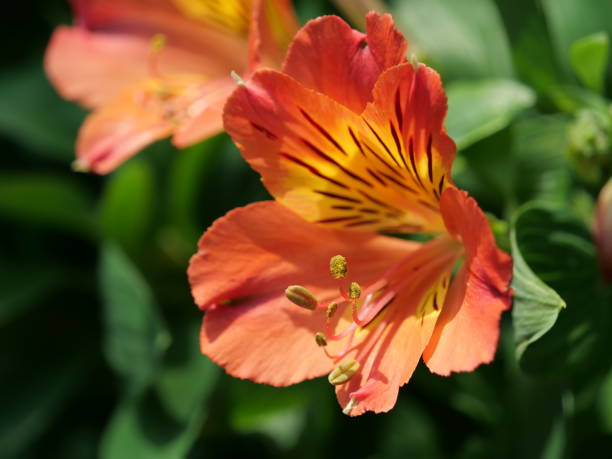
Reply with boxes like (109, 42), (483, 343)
(594, 178), (612, 283)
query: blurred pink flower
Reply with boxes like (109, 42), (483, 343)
(594, 178), (612, 282)
(45, 0), (297, 173)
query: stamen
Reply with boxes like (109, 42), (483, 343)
(315, 332), (327, 347)
(349, 282), (361, 299)
(148, 33), (166, 78)
(409, 53), (419, 70)
(329, 255), (348, 279)
(284, 285), (318, 310)
(342, 398), (358, 416)
(328, 359), (360, 385)
(230, 70), (246, 86)
(326, 301), (338, 319)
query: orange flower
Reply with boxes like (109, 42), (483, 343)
(594, 178), (612, 282)
(44, 0), (297, 174)
(188, 13), (513, 416)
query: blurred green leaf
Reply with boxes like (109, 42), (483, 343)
(542, 0), (612, 81)
(0, 173), (94, 237)
(599, 367), (612, 433)
(99, 161), (155, 253)
(229, 381), (308, 450)
(570, 32), (609, 93)
(446, 79), (536, 150)
(99, 243), (169, 392)
(0, 63), (84, 161)
(100, 325), (219, 459)
(391, 0), (513, 80)
(513, 115), (572, 205)
(510, 204), (567, 359)
(377, 399), (441, 459)
(168, 137), (219, 242)
(510, 204), (609, 377)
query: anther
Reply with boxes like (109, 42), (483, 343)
(315, 332), (327, 347)
(329, 255), (348, 279)
(342, 398), (358, 416)
(328, 359), (360, 386)
(349, 282), (361, 300)
(285, 285), (318, 310)
(71, 159), (89, 173)
(150, 33), (167, 53)
(231, 70), (246, 86)
(326, 301), (338, 319)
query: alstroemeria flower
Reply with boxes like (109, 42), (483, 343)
(594, 178), (612, 282)
(188, 13), (512, 415)
(45, 0), (297, 173)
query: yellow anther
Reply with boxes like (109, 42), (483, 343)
(326, 301), (338, 319)
(342, 397), (358, 416)
(329, 255), (348, 279)
(71, 159), (89, 173)
(328, 359), (360, 386)
(285, 285), (318, 310)
(315, 332), (327, 347)
(150, 33), (167, 53)
(349, 282), (361, 300)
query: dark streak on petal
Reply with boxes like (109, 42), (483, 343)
(281, 153), (349, 189)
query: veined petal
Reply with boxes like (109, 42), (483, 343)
(172, 76), (236, 147)
(46, 0), (249, 109)
(281, 13), (406, 113)
(224, 69), (451, 233)
(332, 236), (460, 415)
(45, 26), (224, 109)
(75, 74), (209, 174)
(423, 188), (513, 375)
(188, 201), (419, 386)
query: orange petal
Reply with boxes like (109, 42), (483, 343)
(281, 13), (406, 113)
(333, 237), (459, 415)
(423, 188), (513, 375)
(223, 68), (451, 233)
(75, 74), (208, 174)
(171, 76), (236, 147)
(46, 0), (249, 109)
(594, 178), (612, 282)
(247, 0), (299, 74)
(188, 201), (419, 386)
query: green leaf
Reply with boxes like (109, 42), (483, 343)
(510, 206), (566, 359)
(99, 161), (155, 253)
(229, 381), (309, 450)
(391, 0), (514, 80)
(100, 325), (219, 459)
(0, 173), (95, 237)
(542, 0), (612, 81)
(168, 137), (220, 242)
(446, 79), (536, 150)
(570, 32), (609, 93)
(99, 243), (169, 392)
(0, 63), (84, 161)
(510, 203), (609, 377)
(513, 115), (572, 205)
